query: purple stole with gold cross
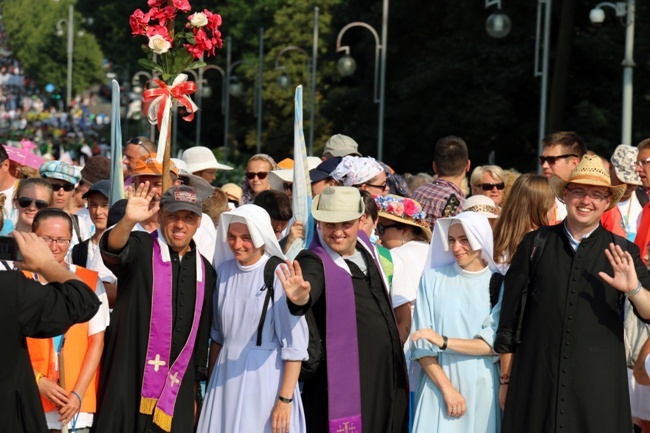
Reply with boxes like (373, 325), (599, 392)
(139, 230), (205, 432)
(309, 230), (385, 433)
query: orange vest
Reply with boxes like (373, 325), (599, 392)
(601, 207), (626, 238)
(635, 202), (650, 266)
(26, 266), (100, 413)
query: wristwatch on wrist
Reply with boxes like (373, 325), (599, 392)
(278, 395), (293, 404)
(625, 282), (643, 299)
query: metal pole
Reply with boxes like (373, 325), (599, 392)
(223, 36), (231, 164)
(309, 7), (319, 156)
(66, 4), (73, 110)
(257, 27), (264, 154)
(537, 0), (552, 173)
(377, 0), (388, 161)
(621, 0), (635, 145)
(196, 65), (203, 147)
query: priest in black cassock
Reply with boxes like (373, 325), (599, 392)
(278, 186), (409, 433)
(93, 184), (215, 433)
(2, 232), (100, 433)
(495, 155), (650, 433)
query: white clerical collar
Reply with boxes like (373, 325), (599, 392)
(563, 221), (599, 252)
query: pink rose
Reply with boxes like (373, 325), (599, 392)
(388, 202), (405, 217)
(129, 9), (150, 36)
(403, 199), (419, 217)
(148, 0), (166, 7)
(150, 6), (176, 27)
(146, 25), (172, 43)
(173, 0), (192, 12)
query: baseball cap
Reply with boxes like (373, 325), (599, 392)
(159, 185), (202, 216)
(310, 157), (342, 183)
(82, 179), (110, 199)
(40, 160), (80, 185)
(323, 134), (361, 158)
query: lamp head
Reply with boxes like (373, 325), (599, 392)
(337, 55), (357, 77)
(589, 8), (606, 24)
(486, 12), (512, 39)
(277, 73), (290, 90)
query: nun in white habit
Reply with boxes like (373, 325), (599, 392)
(197, 204), (308, 433)
(409, 212), (502, 433)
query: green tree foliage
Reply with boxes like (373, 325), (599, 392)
(2, 0), (104, 98)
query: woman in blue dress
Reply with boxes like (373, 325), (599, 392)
(410, 212), (501, 433)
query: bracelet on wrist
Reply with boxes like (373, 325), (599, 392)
(35, 373), (44, 384)
(440, 335), (448, 351)
(278, 395), (293, 404)
(625, 282), (643, 299)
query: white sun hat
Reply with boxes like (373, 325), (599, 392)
(182, 146), (233, 173)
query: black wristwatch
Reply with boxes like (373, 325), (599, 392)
(278, 395), (293, 403)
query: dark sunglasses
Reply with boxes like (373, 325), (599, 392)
(17, 197), (49, 209)
(283, 182), (293, 191)
(376, 223), (399, 235)
(50, 183), (75, 192)
(365, 182), (389, 191)
(476, 182), (505, 191)
(538, 154), (578, 165)
(245, 172), (268, 180)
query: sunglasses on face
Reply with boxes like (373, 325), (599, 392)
(476, 182), (505, 191)
(376, 223), (399, 235)
(17, 197), (49, 209)
(538, 154), (579, 165)
(50, 183), (75, 192)
(365, 182), (389, 191)
(283, 182), (293, 191)
(245, 172), (268, 180)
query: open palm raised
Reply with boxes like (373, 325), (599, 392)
(124, 181), (158, 223)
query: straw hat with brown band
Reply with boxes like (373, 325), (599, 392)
(548, 154), (626, 211)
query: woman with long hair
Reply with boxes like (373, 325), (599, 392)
(492, 173), (556, 270)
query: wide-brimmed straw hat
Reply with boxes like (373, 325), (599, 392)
(312, 186), (364, 223)
(374, 194), (432, 241)
(548, 154), (626, 211)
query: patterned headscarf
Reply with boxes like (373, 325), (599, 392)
(331, 156), (383, 186)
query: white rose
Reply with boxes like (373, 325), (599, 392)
(190, 12), (208, 28)
(148, 34), (171, 55)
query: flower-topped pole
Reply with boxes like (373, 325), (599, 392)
(130, 0), (223, 191)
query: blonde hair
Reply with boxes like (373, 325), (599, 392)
(470, 165), (505, 189)
(493, 173), (555, 264)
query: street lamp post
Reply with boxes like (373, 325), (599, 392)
(56, 4), (74, 110)
(335, 0), (389, 161)
(589, 0), (635, 145)
(484, 0), (512, 38)
(534, 0), (552, 172)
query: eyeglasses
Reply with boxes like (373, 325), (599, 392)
(283, 182), (293, 191)
(245, 172), (268, 180)
(476, 182), (505, 191)
(50, 183), (75, 192)
(17, 197), (49, 209)
(635, 158), (650, 168)
(538, 154), (579, 165)
(365, 182), (389, 191)
(565, 187), (611, 202)
(376, 223), (399, 235)
(39, 236), (71, 247)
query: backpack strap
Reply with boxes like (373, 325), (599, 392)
(513, 225), (551, 344)
(256, 256), (285, 346)
(489, 273), (504, 308)
(71, 213), (82, 242)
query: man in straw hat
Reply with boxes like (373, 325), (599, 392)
(495, 154), (650, 433)
(277, 186), (408, 433)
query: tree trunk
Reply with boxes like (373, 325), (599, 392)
(548, 0), (577, 133)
